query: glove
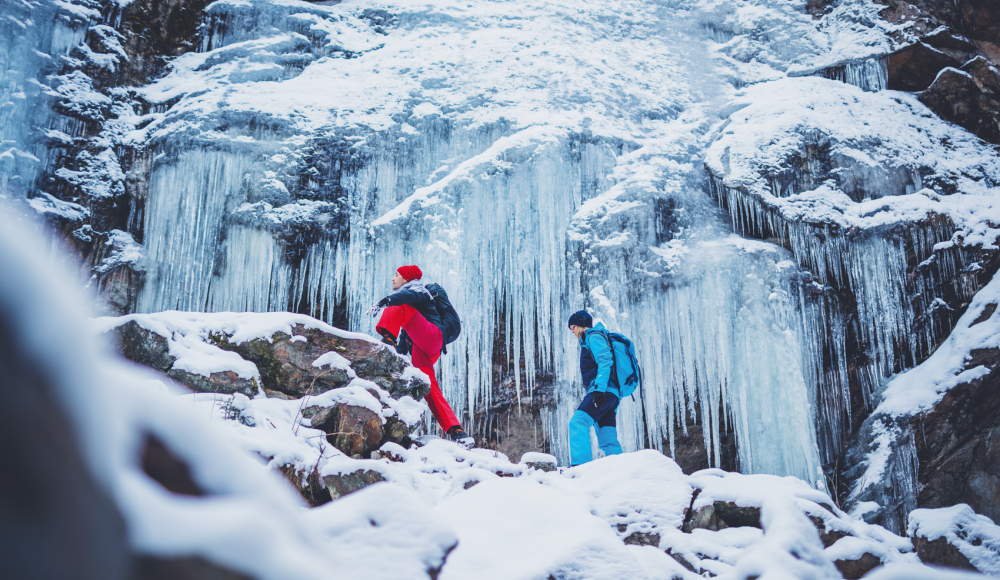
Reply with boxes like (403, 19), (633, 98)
(593, 391), (605, 408)
(364, 298), (391, 318)
(377, 327), (397, 346)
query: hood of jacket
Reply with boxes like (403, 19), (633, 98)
(581, 321), (608, 344)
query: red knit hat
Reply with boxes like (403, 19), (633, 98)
(396, 265), (422, 282)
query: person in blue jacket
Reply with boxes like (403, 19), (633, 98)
(567, 310), (624, 466)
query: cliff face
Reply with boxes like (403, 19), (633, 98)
(5, 0), (1000, 539)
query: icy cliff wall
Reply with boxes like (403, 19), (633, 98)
(6, 0), (1000, 493)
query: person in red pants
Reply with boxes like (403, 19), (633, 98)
(371, 265), (474, 448)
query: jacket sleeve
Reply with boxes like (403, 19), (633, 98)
(384, 288), (423, 307)
(585, 332), (615, 393)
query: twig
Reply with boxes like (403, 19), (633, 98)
(292, 369), (333, 436)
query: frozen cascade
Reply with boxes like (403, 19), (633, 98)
(10, 0), (960, 483)
(0, 0), (95, 202)
(606, 239), (832, 485)
(813, 57), (889, 92)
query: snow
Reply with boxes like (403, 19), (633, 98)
(866, 566), (985, 580)
(728, 495), (842, 580)
(567, 450), (692, 534)
(909, 505), (1000, 575)
(434, 477), (648, 580)
(302, 483), (458, 580)
(93, 310), (376, 346)
(93, 229), (142, 274)
(878, 270), (1000, 416)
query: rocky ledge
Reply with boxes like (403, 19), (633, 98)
(94, 311), (431, 505)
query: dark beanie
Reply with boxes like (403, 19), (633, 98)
(567, 310), (593, 328)
(396, 265), (423, 282)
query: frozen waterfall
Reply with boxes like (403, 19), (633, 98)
(9, 0), (972, 487)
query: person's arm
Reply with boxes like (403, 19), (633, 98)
(379, 288), (423, 307)
(585, 332), (615, 393)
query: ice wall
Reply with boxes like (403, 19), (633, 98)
(10, 0), (978, 488)
(0, 0), (96, 203)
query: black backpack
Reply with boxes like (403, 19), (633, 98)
(426, 283), (461, 349)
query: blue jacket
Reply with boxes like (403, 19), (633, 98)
(580, 322), (618, 394)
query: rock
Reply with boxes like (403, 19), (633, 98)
(714, 502), (761, 528)
(103, 316), (432, 402)
(166, 368), (256, 397)
(920, 57), (1000, 144)
(322, 469), (386, 500)
(141, 434), (205, 496)
(666, 549), (700, 573)
(519, 452), (558, 472)
(382, 415), (415, 448)
(809, 515), (851, 548)
(887, 42), (963, 92)
(913, 347), (1000, 524)
(841, 299), (1000, 533)
(684, 502), (761, 531)
(305, 403), (384, 457)
(913, 536), (977, 571)
(113, 320), (173, 371)
(211, 324), (430, 400)
(834, 552), (883, 579)
(277, 463), (330, 507)
(909, 504), (1000, 573)
(132, 555), (256, 580)
(623, 531), (660, 546)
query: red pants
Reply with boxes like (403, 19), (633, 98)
(377, 305), (460, 431)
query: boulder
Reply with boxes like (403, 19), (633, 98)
(212, 324), (430, 400)
(909, 504), (1000, 573)
(913, 536), (976, 571)
(920, 57), (1000, 144)
(623, 531), (660, 546)
(834, 552), (882, 579)
(519, 452), (557, 472)
(322, 469), (386, 500)
(887, 42), (963, 92)
(684, 501), (761, 531)
(166, 368), (256, 397)
(304, 403), (384, 458)
(277, 463), (330, 507)
(114, 319), (173, 371)
(102, 315), (432, 402)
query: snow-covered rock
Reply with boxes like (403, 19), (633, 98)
(909, 504), (1000, 574)
(96, 311), (432, 401)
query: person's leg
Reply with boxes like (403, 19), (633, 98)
(401, 306), (443, 365)
(393, 306), (464, 435)
(569, 409), (595, 466)
(421, 366), (460, 432)
(595, 394), (623, 456)
(376, 304), (408, 337)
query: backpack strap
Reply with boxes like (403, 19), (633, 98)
(591, 329), (621, 392)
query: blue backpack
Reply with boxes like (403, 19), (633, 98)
(592, 329), (643, 400)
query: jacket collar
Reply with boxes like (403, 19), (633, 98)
(580, 321), (607, 344)
(399, 279), (432, 298)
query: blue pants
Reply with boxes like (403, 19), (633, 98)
(569, 392), (623, 466)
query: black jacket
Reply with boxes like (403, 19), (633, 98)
(384, 285), (444, 331)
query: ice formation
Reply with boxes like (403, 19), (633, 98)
(5, 0), (1000, 490)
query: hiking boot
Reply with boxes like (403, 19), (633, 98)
(446, 425), (475, 449)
